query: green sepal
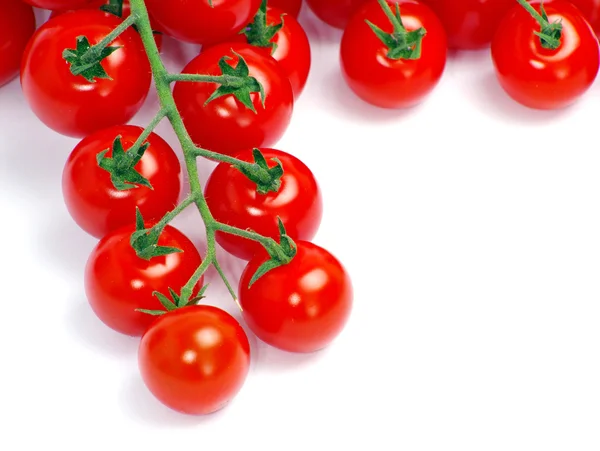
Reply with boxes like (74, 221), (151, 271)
(63, 36), (121, 82)
(534, 3), (562, 49)
(234, 148), (284, 194)
(136, 309), (166, 316)
(100, 0), (124, 17)
(240, 0), (285, 55)
(186, 284), (210, 307)
(204, 52), (266, 113)
(249, 218), (297, 287)
(130, 209), (183, 260)
(96, 136), (153, 191)
(154, 291), (177, 311)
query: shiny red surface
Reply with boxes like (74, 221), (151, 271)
(0, 0), (36, 88)
(306, 0), (369, 29)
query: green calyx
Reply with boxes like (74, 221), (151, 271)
(235, 148), (284, 194)
(130, 209), (182, 260)
(240, 0), (285, 55)
(205, 52), (266, 113)
(63, 36), (121, 82)
(97, 136), (152, 191)
(137, 285), (209, 316)
(516, 0), (562, 50)
(367, 0), (426, 60)
(100, 0), (124, 17)
(249, 219), (297, 287)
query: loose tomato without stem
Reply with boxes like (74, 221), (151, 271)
(419, 0), (515, 49)
(0, 0), (36, 88)
(138, 305), (251, 415)
(205, 148), (322, 260)
(62, 125), (182, 239)
(85, 225), (203, 336)
(21, 10), (151, 138)
(491, 1), (600, 110)
(173, 43), (294, 157)
(340, 0), (447, 109)
(239, 241), (353, 353)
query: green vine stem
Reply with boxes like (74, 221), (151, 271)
(515, 0), (562, 49)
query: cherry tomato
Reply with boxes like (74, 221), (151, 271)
(228, 6), (311, 98)
(145, 0), (261, 45)
(85, 225), (203, 336)
(491, 1), (600, 110)
(270, 0), (302, 17)
(239, 241), (353, 353)
(21, 0), (94, 10)
(205, 148), (322, 260)
(139, 305), (250, 415)
(21, 10), (151, 138)
(306, 0), (369, 29)
(340, 0), (447, 108)
(419, 0), (515, 49)
(173, 43), (293, 157)
(0, 0), (36, 88)
(62, 125), (182, 239)
(564, 0), (600, 35)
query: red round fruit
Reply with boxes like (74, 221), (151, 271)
(62, 125), (182, 239)
(173, 43), (293, 157)
(0, 0), (36, 88)
(21, 0), (93, 10)
(21, 10), (151, 138)
(85, 225), (203, 336)
(419, 0), (515, 49)
(139, 305), (250, 415)
(491, 0), (600, 110)
(145, 0), (261, 45)
(340, 0), (447, 108)
(564, 0), (600, 35)
(306, 0), (369, 29)
(270, 0), (302, 17)
(205, 148), (322, 260)
(239, 241), (353, 353)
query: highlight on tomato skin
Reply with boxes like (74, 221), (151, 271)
(138, 305), (251, 415)
(491, 0), (600, 110)
(239, 241), (353, 353)
(0, 0), (36, 88)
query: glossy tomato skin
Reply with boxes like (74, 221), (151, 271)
(270, 0), (302, 17)
(239, 241), (353, 353)
(0, 0), (36, 88)
(173, 43), (293, 157)
(491, 1), (600, 110)
(85, 225), (203, 336)
(145, 0), (261, 45)
(21, 0), (93, 9)
(306, 0), (369, 29)
(419, 0), (515, 49)
(561, 0), (600, 35)
(62, 125), (182, 239)
(21, 10), (151, 138)
(139, 305), (250, 415)
(340, 0), (447, 109)
(205, 148), (322, 260)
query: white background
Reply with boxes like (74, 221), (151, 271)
(1, 4), (600, 450)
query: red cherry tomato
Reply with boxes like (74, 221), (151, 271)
(173, 43), (293, 157)
(139, 305), (250, 415)
(21, 10), (151, 138)
(239, 241), (353, 353)
(62, 125), (182, 239)
(85, 225), (203, 336)
(340, 0), (447, 108)
(228, 6), (311, 98)
(491, 1), (600, 110)
(564, 0), (600, 35)
(306, 0), (369, 29)
(205, 148), (322, 260)
(0, 0), (36, 88)
(145, 0), (261, 45)
(21, 0), (94, 10)
(419, 0), (515, 49)
(270, 0), (302, 17)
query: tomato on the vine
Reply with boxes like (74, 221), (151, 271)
(173, 43), (293, 157)
(419, 0), (515, 49)
(205, 148), (322, 260)
(21, 0), (94, 10)
(564, 0), (600, 35)
(306, 0), (369, 29)
(239, 241), (353, 353)
(0, 0), (36, 88)
(145, 0), (261, 45)
(139, 305), (250, 415)
(340, 0), (447, 109)
(85, 225), (203, 336)
(62, 125), (182, 239)
(491, 1), (599, 110)
(270, 0), (302, 18)
(21, 10), (151, 138)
